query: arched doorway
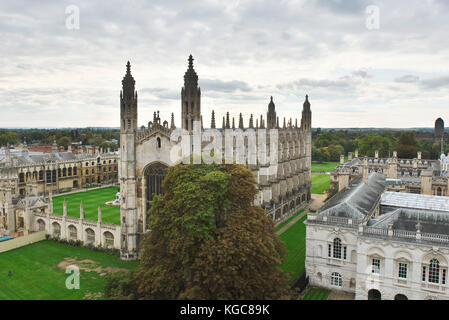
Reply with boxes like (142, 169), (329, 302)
(394, 294), (408, 300)
(145, 162), (168, 210)
(368, 289), (381, 300)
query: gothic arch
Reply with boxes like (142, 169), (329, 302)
(142, 161), (169, 217)
(52, 222), (61, 237)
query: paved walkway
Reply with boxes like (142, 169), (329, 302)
(275, 193), (328, 236)
(275, 209), (309, 236)
(310, 193), (327, 211)
(327, 291), (355, 300)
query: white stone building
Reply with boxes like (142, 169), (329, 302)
(306, 171), (449, 300)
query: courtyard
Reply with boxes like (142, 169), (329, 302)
(52, 187), (120, 225)
(0, 240), (138, 300)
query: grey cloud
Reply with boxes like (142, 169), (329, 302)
(421, 76), (449, 89)
(395, 75), (420, 83)
(200, 79), (252, 93)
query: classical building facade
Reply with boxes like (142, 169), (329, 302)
(0, 142), (118, 197)
(0, 143), (120, 247)
(306, 169), (449, 300)
(119, 56), (312, 260)
(331, 151), (449, 196)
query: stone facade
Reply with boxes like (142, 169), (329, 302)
(331, 152), (449, 196)
(119, 56), (313, 260)
(0, 143), (119, 198)
(306, 171), (449, 300)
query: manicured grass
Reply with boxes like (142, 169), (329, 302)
(275, 209), (304, 232)
(311, 173), (330, 194)
(311, 161), (340, 172)
(279, 214), (307, 283)
(302, 287), (330, 300)
(0, 240), (138, 300)
(52, 187), (120, 225)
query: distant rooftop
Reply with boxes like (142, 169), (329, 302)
(381, 192), (449, 213)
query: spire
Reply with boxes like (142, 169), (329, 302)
(260, 115), (263, 129)
(122, 61), (136, 99)
(249, 114), (254, 129)
(232, 117), (235, 130)
(98, 206), (102, 223)
(80, 201), (84, 220)
(226, 112), (230, 129)
(256, 118), (259, 129)
(184, 54), (198, 89)
(295, 118), (298, 128)
(277, 117), (279, 129)
(201, 115), (204, 131)
(222, 116), (225, 130)
(303, 94), (310, 111)
(211, 110), (216, 129)
(268, 96), (275, 112)
(170, 112), (175, 129)
(239, 113), (244, 129)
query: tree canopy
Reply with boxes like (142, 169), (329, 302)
(105, 163), (294, 300)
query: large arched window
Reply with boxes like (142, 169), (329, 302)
(328, 238), (347, 260)
(423, 259), (447, 285)
(145, 163), (168, 210)
(331, 272), (342, 287)
(333, 238), (342, 259)
(429, 259), (441, 284)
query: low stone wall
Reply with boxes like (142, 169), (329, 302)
(0, 231), (46, 253)
(33, 213), (121, 249)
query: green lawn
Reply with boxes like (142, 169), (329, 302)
(279, 215), (307, 283)
(311, 173), (330, 194)
(0, 240), (138, 300)
(302, 287), (330, 300)
(52, 187), (120, 225)
(311, 161), (340, 172)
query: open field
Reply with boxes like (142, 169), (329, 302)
(311, 161), (340, 172)
(311, 173), (331, 194)
(279, 215), (307, 283)
(0, 240), (138, 300)
(302, 287), (330, 300)
(52, 187), (120, 225)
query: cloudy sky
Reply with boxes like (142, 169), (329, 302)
(0, 0), (448, 128)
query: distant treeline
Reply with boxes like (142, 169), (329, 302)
(0, 128), (120, 150)
(312, 128), (448, 162)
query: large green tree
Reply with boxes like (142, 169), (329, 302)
(395, 132), (420, 159)
(105, 163), (293, 300)
(356, 133), (392, 157)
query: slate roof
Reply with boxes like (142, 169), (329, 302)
(318, 172), (386, 219)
